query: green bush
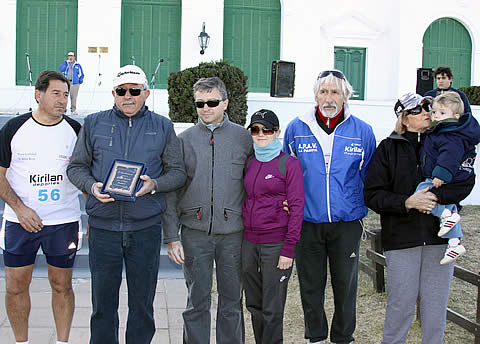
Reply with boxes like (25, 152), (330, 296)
(459, 86), (480, 105)
(168, 61), (248, 125)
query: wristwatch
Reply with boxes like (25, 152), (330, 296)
(150, 178), (158, 195)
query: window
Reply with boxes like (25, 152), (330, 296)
(223, 0), (281, 92)
(120, 0), (181, 89)
(334, 47), (366, 100)
(423, 17), (472, 88)
(16, 0), (78, 86)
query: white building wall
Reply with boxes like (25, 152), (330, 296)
(0, 0), (479, 203)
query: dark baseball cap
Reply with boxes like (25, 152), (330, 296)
(247, 109), (280, 130)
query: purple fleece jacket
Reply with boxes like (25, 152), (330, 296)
(242, 152), (305, 258)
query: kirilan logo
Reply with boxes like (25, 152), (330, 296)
(344, 143), (363, 156)
(29, 173), (63, 187)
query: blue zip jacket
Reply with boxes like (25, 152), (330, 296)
(421, 112), (480, 183)
(283, 105), (376, 223)
(67, 105), (186, 231)
(59, 61), (84, 84)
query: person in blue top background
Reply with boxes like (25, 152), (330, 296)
(59, 52), (84, 114)
(282, 69), (376, 344)
(424, 66), (471, 115)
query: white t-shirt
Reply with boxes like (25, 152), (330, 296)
(0, 113), (82, 225)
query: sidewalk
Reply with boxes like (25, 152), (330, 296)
(0, 277), (217, 344)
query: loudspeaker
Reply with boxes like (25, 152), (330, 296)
(270, 61), (295, 97)
(416, 68), (434, 96)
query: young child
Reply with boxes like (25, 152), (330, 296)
(418, 91), (480, 264)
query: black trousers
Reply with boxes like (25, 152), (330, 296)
(241, 239), (292, 344)
(295, 220), (363, 344)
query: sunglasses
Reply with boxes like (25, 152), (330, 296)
(250, 126), (277, 136)
(406, 103), (431, 115)
(194, 99), (224, 108)
(115, 88), (142, 97)
(318, 70), (346, 80)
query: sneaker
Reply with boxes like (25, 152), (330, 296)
(438, 212), (461, 237)
(440, 244), (466, 265)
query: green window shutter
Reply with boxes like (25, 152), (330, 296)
(422, 18), (472, 88)
(334, 47), (366, 100)
(120, 0), (181, 89)
(16, 0), (78, 86)
(224, 0), (280, 92)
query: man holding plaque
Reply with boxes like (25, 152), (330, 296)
(0, 70), (82, 344)
(162, 77), (253, 344)
(66, 65), (186, 344)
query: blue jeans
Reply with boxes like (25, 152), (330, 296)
(416, 180), (463, 238)
(88, 225), (162, 344)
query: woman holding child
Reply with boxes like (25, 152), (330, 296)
(363, 92), (476, 343)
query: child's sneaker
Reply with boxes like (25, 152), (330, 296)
(438, 211), (461, 237)
(440, 244), (466, 265)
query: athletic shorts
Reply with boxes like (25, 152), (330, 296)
(0, 220), (81, 268)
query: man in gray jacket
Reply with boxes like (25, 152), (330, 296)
(163, 77), (252, 344)
(67, 65), (186, 344)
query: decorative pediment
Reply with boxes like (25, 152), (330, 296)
(320, 10), (385, 40)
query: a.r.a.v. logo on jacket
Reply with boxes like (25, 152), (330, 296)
(297, 142), (318, 153)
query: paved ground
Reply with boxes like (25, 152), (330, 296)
(0, 277), (217, 344)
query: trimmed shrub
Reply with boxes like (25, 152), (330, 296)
(168, 61), (248, 125)
(459, 86), (480, 105)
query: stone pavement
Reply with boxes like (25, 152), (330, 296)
(0, 277), (218, 344)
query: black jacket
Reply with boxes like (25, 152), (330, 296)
(364, 131), (474, 251)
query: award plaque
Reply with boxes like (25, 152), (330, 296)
(100, 159), (147, 201)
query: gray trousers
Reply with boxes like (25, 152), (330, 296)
(181, 227), (244, 344)
(382, 245), (454, 344)
(69, 83), (80, 112)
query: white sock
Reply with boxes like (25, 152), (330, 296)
(16, 342), (29, 344)
(56, 341), (68, 344)
(448, 238), (460, 246)
(441, 209), (452, 218)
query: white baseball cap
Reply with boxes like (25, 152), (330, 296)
(113, 65), (147, 88)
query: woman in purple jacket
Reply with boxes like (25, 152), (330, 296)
(242, 109), (305, 344)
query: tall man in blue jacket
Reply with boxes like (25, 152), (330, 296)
(59, 52), (84, 114)
(66, 65), (186, 344)
(283, 70), (376, 344)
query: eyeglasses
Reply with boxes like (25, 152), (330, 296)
(194, 99), (224, 108)
(115, 88), (142, 97)
(318, 70), (346, 80)
(250, 126), (277, 136)
(406, 103), (432, 115)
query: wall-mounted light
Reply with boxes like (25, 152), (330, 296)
(198, 22), (210, 55)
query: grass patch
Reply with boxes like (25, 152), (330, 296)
(238, 205), (480, 343)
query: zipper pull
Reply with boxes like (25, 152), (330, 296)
(327, 118), (330, 128)
(111, 124), (115, 134)
(196, 210), (202, 220)
(109, 137), (112, 147)
(209, 136), (214, 145)
(129, 117), (132, 128)
(224, 209), (228, 221)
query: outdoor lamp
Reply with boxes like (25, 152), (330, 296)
(198, 22), (210, 55)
